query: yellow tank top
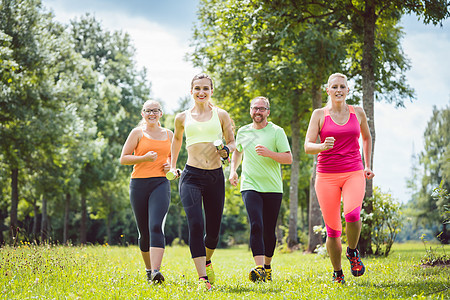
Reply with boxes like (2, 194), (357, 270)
(185, 107), (223, 147)
(131, 129), (171, 178)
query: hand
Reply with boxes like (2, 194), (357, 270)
(322, 137), (335, 151)
(163, 162), (171, 173)
(144, 151), (158, 162)
(217, 148), (229, 159)
(255, 144), (270, 157)
(364, 168), (375, 179)
(229, 171), (239, 186)
(169, 168), (181, 179)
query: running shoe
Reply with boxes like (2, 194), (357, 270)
(346, 248), (365, 277)
(150, 270), (165, 284)
(265, 268), (272, 281)
(206, 262), (215, 284)
(146, 270), (152, 281)
(249, 265), (266, 282)
(333, 272), (345, 284)
(197, 278), (212, 291)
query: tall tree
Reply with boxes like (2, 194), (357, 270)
(69, 14), (151, 244)
(285, 0), (449, 254)
(417, 104), (450, 241)
(0, 0), (73, 240)
(190, 0), (346, 250)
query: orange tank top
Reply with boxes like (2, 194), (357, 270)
(131, 129), (171, 178)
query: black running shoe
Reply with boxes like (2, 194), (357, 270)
(333, 272), (345, 284)
(249, 265), (266, 282)
(346, 248), (365, 277)
(150, 270), (165, 284)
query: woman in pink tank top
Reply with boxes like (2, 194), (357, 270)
(304, 73), (375, 284)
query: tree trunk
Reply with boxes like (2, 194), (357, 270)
(80, 195), (87, 244)
(32, 199), (38, 240)
(40, 196), (48, 242)
(106, 211), (112, 244)
(10, 167), (19, 240)
(359, 0), (377, 256)
(307, 85), (324, 253)
(63, 193), (71, 244)
(276, 216), (283, 245)
(287, 89), (301, 249)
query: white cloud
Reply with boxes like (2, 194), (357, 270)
(45, 0), (200, 113)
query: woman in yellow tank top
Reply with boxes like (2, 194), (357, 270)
(170, 73), (236, 290)
(120, 100), (173, 284)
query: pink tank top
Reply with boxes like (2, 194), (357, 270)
(317, 105), (363, 173)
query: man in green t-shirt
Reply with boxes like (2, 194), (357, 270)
(229, 96), (292, 283)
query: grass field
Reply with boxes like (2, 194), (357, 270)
(1, 242), (449, 299)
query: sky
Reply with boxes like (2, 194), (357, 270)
(41, 0), (450, 203)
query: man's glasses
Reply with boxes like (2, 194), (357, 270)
(142, 108), (161, 114)
(251, 107), (269, 112)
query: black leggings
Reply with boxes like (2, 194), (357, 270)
(242, 190), (282, 258)
(179, 165), (225, 258)
(129, 177), (170, 252)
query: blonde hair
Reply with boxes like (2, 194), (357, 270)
(137, 100), (162, 128)
(326, 73), (349, 105)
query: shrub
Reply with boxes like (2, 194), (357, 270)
(361, 187), (403, 257)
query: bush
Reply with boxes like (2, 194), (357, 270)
(361, 187), (403, 257)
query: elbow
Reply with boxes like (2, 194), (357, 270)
(287, 154), (293, 164)
(304, 143), (310, 154)
(119, 155), (128, 165)
(304, 146), (312, 155)
(284, 153), (293, 165)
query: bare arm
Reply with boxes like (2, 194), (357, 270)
(304, 109), (334, 154)
(163, 130), (174, 173)
(170, 113), (185, 172)
(218, 109), (236, 155)
(356, 107), (375, 179)
(254, 146), (292, 164)
(228, 149), (243, 186)
(120, 128), (157, 165)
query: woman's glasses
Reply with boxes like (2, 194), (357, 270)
(142, 108), (161, 114)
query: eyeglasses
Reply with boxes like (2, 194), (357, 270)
(142, 108), (161, 114)
(251, 107), (269, 112)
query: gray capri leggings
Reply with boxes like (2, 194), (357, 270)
(129, 177), (170, 252)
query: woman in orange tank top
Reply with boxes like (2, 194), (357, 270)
(120, 100), (173, 284)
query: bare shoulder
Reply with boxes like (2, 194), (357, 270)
(216, 107), (230, 118)
(353, 106), (367, 118)
(174, 111), (186, 124)
(130, 127), (143, 138)
(311, 107), (325, 119)
(165, 128), (174, 139)
(216, 107), (232, 124)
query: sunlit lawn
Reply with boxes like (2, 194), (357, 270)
(1, 242), (449, 299)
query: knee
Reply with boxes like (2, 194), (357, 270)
(150, 224), (163, 236)
(250, 222), (263, 236)
(326, 224), (342, 238)
(345, 207), (361, 223)
(190, 221), (204, 236)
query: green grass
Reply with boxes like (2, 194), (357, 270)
(1, 242), (449, 299)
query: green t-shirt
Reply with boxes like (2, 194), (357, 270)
(236, 122), (291, 193)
